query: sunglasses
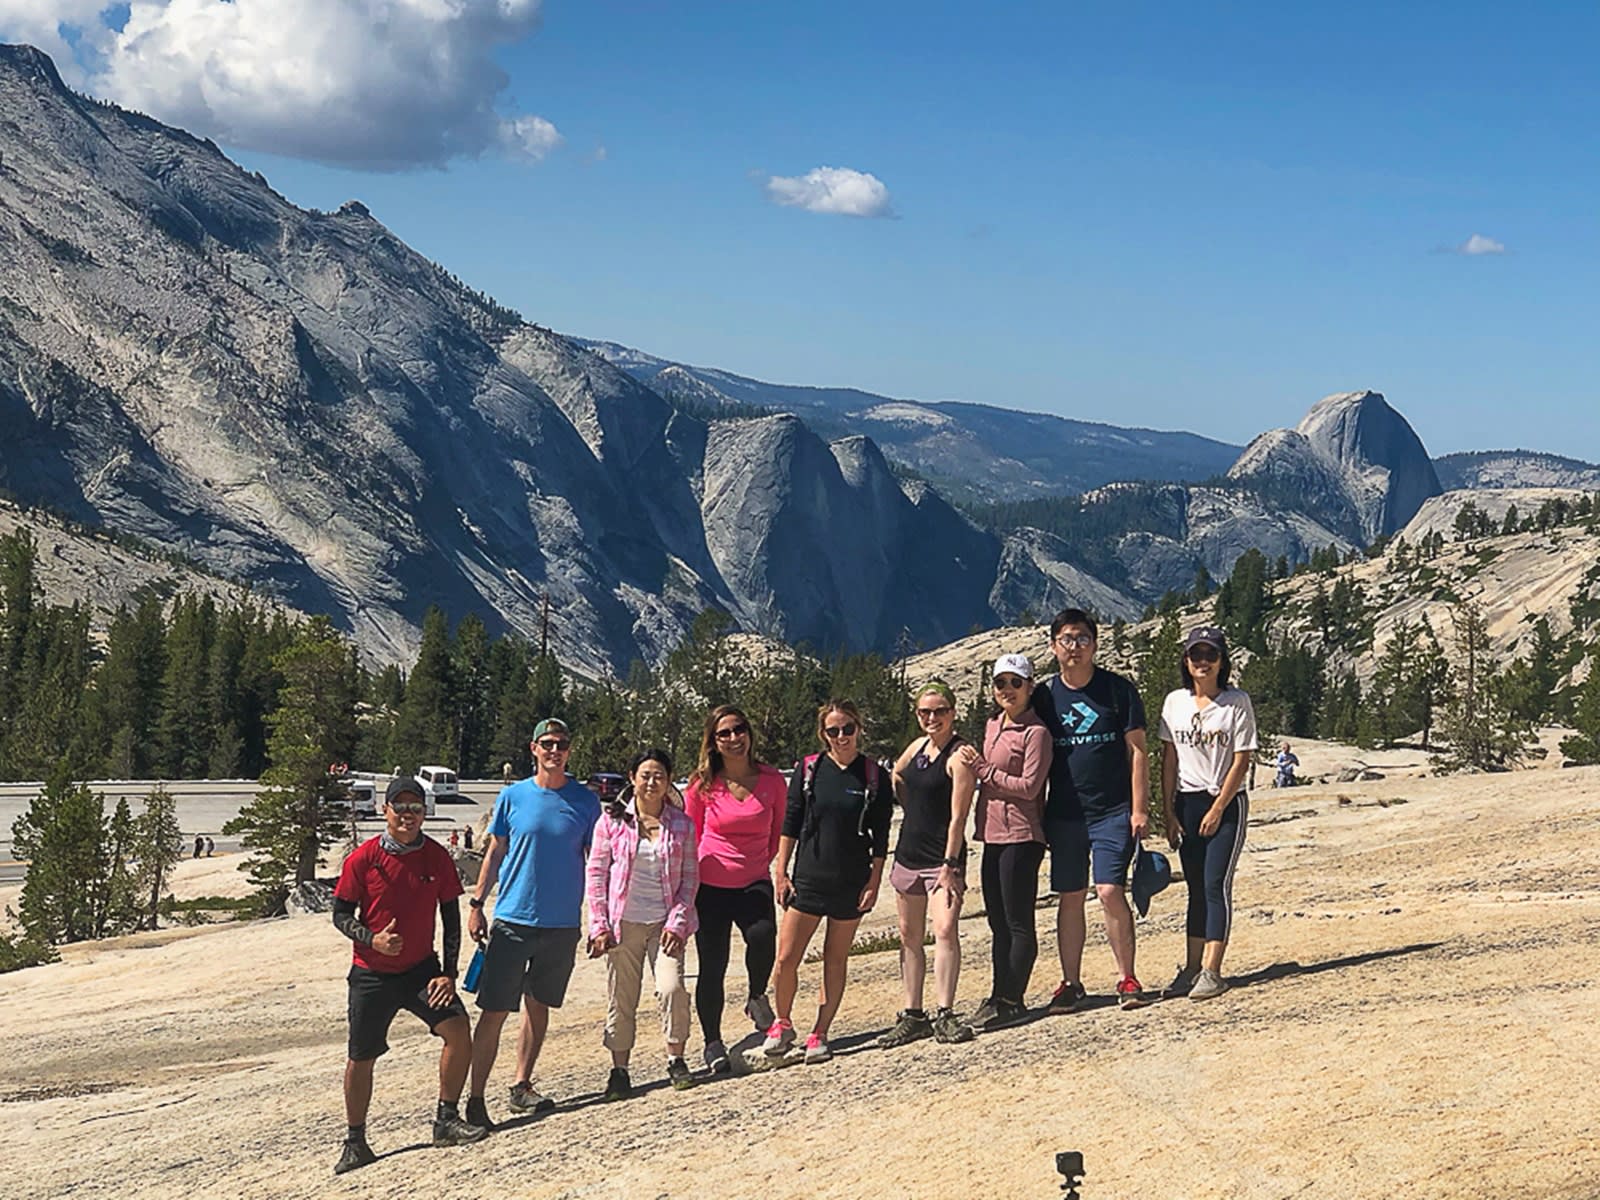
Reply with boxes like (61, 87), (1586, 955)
(714, 723), (750, 740)
(1185, 646), (1221, 664)
(388, 801), (425, 815)
(1055, 634), (1094, 649)
(916, 705), (952, 719)
(536, 738), (572, 752)
(823, 722), (858, 739)
(993, 674), (1029, 690)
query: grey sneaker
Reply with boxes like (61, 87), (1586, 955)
(703, 1040), (731, 1074)
(1164, 964), (1201, 998)
(334, 1139), (376, 1175)
(968, 997), (1001, 1026)
(803, 1031), (832, 1063)
(876, 1008), (933, 1048)
(1188, 968), (1229, 1001)
(931, 1006), (975, 1044)
(1048, 980), (1087, 1014)
(507, 1080), (555, 1114)
(432, 1115), (488, 1147)
(666, 1056), (694, 1090)
(762, 1019), (797, 1057)
(745, 992), (777, 1032)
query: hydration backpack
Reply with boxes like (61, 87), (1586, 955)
(798, 753), (883, 843)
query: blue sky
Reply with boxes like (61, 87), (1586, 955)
(8, 1), (1599, 458)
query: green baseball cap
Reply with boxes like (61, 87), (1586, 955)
(531, 718), (571, 742)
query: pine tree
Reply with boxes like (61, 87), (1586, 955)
(392, 606), (454, 771)
(1432, 602), (1535, 773)
(451, 614), (493, 777)
(11, 763), (109, 944)
(134, 784), (184, 929)
(155, 595), (217, 777)
(1558, 650), (1600, 765)
(1135, 614), (1183, 832)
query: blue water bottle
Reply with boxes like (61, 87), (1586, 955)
(462, 943), (486, 993)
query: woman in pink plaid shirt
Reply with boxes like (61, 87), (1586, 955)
(584, 748), (700, 1099)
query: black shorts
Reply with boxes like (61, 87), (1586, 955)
(347, 954), (467, 1062)
(788, 879), (866, 923)
(475, 920), (582, 1012)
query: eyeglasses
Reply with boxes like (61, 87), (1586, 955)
(993, 674), (1028, 690)
(536, 738), (572, 752)
(1185, 646), (1221, 664)
(714, 723), (750, 740)
(1055, 634), (1094, 649)
(823, 722), (858, 739)
(916, 705), (952, 719)
(388, 801), (425, 815)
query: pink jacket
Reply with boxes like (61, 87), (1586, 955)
(975, 709), (1052, 844)
(585, 803), (700, 942)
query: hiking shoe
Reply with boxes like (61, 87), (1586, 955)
(507, 1080), (555, 1114)
(968, 996), (1001, 1027)
(982, 998), (1028, 1030)
(666, 1056), (694, 1091)
(803, 1032), (832, 1063)
(1164, 964), (1200, 998)
(1189, 968), (1228, 1001)
(1116, 977), (1150, 1010)
(432, 1115), (488, 1147)
(1048, 980), (1087, 1014)
(762, 1019), (796, 1057)
(334, 1139), (376, 1175)
(876, 1008), (933, 1048)
(745, 992), (777, 1032)
(931, 1006), (976, 1044)
(703, 1039), (731, 1074)
(463, 1096), (495, 1132)
(603, 1067), (632, 1102)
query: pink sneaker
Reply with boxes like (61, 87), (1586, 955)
(803, 1032), (832, 1063)
(762, 1019), (795, 1057)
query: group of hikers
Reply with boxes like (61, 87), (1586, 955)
(329, 608), (1258, 1174)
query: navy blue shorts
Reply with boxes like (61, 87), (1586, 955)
(1047, 811), (1135, 893)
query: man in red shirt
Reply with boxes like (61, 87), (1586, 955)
(330, 776), (485, 1174)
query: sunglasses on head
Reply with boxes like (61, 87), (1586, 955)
(388, 801), (425, 815)
(993, 674), (1028, 690)
(1186, 645), (1221, 663)
(714, 723), (750, 740)
(823, 722), (858, 739)
(916, 705), (952, 719)
(536, 737), (571, 752)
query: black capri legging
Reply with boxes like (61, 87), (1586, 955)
(693, 879), (777, 1044)
(1175, 790), (1248, 943)
(981, 840), (1046, 1004)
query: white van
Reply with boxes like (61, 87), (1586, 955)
(417, 766), (459, 808)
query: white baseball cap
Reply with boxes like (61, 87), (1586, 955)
(993, 653), (1034, 681)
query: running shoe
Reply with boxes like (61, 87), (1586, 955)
(1188, 968), (1229, 1001)
(876, 1008), (933, 1048)
(982, 998), (1028, 1030)
(703, 1039), (731, 1075)
(745, 992), (777, 1032)
(803, 1032), (832, 1063)
(1116, 977), (1150, 1010)
(931, 1007), (976, 1044)
(507, 1080), (556, 1114)
(432, 1115), (489, 1147)
(666, 1056), (694, 1091)
(463, 1096), (495, 1132)
(1164, 964), (1201, 998)
(603, 1066), (632, 1102)
(334, 1139), (377, 1175)
(762, 1018), (796, 1057)
(1048, 980), (1087, 1014)
(967, 997), (1001, 1027)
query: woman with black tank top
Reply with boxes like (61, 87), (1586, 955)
(878, 681), (978, 1047)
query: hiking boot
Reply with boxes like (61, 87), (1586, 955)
(1048, 980), (1087, 1014)
(931, 1006), (976, 1044)
(703, 1040), (731, 1075)
(745, 992), (777, 1032)
(876, 1008), (933, 1048)
(1188, 968), (1228, 1001)
(334, 1138), (376, 1175)
(463, 1096), (495, 1132)
(803, 1032), (832, 1063)
(507, 1080), (555, 1115)
(432, 1114), (488, 1147)
(666, 1056), (694, 1091)
(982, 998), (1027, 1030)
(1164, 964), (1200, 998)
(762, 1018), (796, 1057)
(603, 1067), (632, 1102)
(1116, 977), (1150, 1010)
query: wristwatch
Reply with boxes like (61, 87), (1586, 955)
(468, 897), (485, 909)
(942, 856), (964, 873)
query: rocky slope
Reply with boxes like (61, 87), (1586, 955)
(1434, 450), (1600, 491)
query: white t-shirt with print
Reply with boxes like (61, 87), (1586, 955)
(1158, 688), (1259, 795)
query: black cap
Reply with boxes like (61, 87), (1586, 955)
(386, 775), (425, 805)
(1183, 626), (1227, 654)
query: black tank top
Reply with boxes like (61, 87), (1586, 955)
(894, 736), (964, 869)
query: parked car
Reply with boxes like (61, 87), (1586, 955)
(417, 766), (461, 805)
(587, 772), (625, 803)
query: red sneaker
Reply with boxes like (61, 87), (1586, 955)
(1116, 977), (1149, 1010)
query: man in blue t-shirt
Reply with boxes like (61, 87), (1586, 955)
(1031, 608), (1151, 1012)
(463, 717), (600, 1131)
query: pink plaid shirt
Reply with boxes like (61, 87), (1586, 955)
(585, 802), (699, 942)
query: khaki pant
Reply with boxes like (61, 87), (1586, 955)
(605, 920), (690, 1054)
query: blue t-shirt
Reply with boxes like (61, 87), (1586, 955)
(489, 776), (600, 928)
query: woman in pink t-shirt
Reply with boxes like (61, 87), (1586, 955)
(682, 703), (788, 1074)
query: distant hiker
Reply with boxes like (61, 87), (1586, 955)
(584, 748), (699, 1099)
(1030, 608), (1152, 1014)
(1274, 742), (1300, 789)
(204, 836), (215, 857)
(330, 776), (485, 1175)
(767, 700), (893, 1063)
(877, 681), (978, 1048)
(683, 704), (787, 1074)
(464, 718), (600, 1130)
(502, 761), (514, 785)
(463, 824), (474, 852)
(449, 830), (460, 852)
(961, 654), (1053, 1029)
(193, 834), (203, 860)
(1158, 627), (1257, 1002)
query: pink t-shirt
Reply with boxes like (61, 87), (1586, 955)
(684, 765), (787, 889)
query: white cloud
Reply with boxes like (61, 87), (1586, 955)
(0, 0), (562, 171)
(1455, 233), (1507, 256)
(765, 166), (894, 218)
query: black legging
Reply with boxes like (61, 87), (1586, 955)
(1175, 790), (1248, 943)
(981, 840), (1046, 1004)
(693, 879), (777, 1043)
